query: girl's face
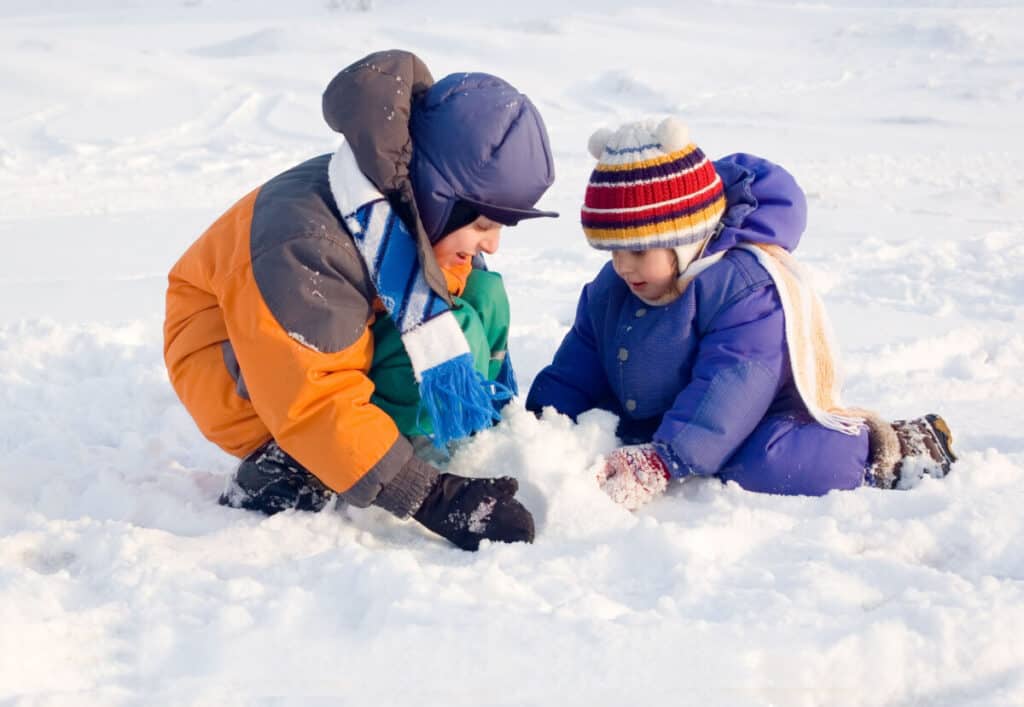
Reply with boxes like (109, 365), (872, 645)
(611, 248), (678, 301)
(432, 216), (503, 268)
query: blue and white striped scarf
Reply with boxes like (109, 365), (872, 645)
(328, 138), (506, 448)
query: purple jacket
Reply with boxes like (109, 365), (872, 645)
(527, 154), (869, 494)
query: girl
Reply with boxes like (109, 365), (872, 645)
(526, 118), (955, 510)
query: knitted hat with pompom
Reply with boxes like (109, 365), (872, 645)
(581, 117), (725, 251)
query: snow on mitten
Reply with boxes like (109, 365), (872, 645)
(413, 472), (535, 551)
(598, 444), (671, 510)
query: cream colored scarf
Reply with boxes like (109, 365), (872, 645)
(676, 243), (865, 436)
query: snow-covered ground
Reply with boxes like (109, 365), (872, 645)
(2, 1), (1023, 704)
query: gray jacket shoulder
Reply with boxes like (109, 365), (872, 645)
(250, 155), (376, 354)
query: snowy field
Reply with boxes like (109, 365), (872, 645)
(2, 1), (1023, 704)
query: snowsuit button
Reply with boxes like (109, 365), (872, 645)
(635, 308), (647, 317)
(618, 348), (629, 362)
(626, 399), (637, 412)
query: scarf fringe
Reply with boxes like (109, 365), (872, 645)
(417, 353), (503, 449)
(816, 411), (868, 436)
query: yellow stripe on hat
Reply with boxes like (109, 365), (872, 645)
(583, 201), (726, 246)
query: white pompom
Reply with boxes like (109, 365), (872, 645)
(655, 116), (690, 153)
(588, 127), (614, 160)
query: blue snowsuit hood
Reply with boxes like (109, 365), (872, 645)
(409, 72), (556, 243)
(709, 153), (807, 254)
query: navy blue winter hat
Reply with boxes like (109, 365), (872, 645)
(409, 72), (558, 243)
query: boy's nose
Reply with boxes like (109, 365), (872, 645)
(479, 230), (501, 254)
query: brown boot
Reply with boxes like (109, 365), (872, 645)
(864, 413), (957, 489)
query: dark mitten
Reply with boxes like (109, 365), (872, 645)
(412, 473), (535, 551)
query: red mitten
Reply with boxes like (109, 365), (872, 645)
(598, 444), (671, 510)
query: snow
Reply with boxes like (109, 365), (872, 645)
(2, 1), (1024, 704)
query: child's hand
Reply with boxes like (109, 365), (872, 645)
(598, 444), (671, 510)
(413, 472), (535, 551)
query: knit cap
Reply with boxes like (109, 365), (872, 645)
(581, 117), (725, 251)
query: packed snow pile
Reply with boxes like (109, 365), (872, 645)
(2, 1), (1023, 705)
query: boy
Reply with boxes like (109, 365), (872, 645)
(164, 51), (556, 550)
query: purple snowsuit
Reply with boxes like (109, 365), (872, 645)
(526, 154), (870, 495)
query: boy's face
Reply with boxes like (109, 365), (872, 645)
(611, 248), (677, 301)
(432, 216), (503, 268)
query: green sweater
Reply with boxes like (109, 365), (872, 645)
(369, 269), (510, 437)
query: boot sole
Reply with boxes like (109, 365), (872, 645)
(924, 414), (957, 465)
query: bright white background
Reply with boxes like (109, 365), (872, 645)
(1, 1), (1022, 705)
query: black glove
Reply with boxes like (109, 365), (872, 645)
(413, 473), (535, 551)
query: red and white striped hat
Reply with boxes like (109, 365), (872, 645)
(581, 117), (725, 251)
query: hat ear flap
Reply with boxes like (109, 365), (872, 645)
(587, 127), (614, 160)
(655, 116), (690, 153)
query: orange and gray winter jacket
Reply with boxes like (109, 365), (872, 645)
(164, 51), (448, 515)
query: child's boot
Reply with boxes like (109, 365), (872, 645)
(219, 440), (335, 514)
(864, 413), (957, 489)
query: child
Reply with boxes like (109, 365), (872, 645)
(369, 214), (516, 462)
(164, 50), (556, 550)
(526, 118), (956, 510)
